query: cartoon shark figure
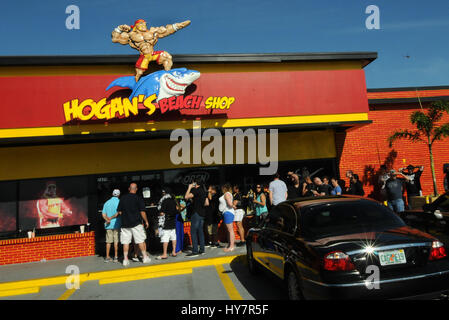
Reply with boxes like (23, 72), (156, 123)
(106, 68), (200, 102)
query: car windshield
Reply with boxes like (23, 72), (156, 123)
(300, 200), (406, 238)
(434, 194), (449, 211)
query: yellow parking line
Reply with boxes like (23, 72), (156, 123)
(215, 264), (243, 300)
(99, 268), (193, 285)
(0, 287), (40, 298)
(57, 288), (77, 300)
(57, 281), (85, 300)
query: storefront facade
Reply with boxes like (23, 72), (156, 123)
(0, 52), (377, 264)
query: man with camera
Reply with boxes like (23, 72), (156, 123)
(399, 165), (424, 209)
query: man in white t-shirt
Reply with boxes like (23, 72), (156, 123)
(269, 173), (288, 206)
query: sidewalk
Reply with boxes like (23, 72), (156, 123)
(0, 243), (247, 293)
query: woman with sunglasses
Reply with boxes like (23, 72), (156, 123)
(253, 184), (268, 225)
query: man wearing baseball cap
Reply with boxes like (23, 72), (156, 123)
(102, 189), (122, 263)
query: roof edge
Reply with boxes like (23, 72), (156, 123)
(369, 96), (449, 105)
(0, 52), (377, 68)
(368, 85), (449, 92)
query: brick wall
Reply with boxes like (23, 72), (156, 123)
(0, 232), (95, 266)
(337, 103), (449, 199)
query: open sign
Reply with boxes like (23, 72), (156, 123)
(179, 171), (210, 185)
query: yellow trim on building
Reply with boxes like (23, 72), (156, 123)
(0, 129), (336, 181)
(0, 113), (368, 139)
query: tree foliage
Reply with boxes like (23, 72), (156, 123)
(389, 100), (449, 147)
(388, 99), (449, 196)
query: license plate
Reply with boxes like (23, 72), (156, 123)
(378, 249), (406, 266)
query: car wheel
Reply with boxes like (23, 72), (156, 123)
(286, 270), (303, 300)
(246, 242), (259, 274)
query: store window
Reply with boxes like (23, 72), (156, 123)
(0, 181), (17, 235)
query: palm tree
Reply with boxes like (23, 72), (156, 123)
(388, 100), (449, 196)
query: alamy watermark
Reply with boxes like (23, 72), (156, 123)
(365, 265), (380, 290)
(169, 121), (279, 175)
(65, 5), (80, 30)
(65, 265), (80, 290)
(365, 5), (380, 30)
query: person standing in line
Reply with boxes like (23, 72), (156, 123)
(287, 171), (302, 199)
(219, 183), (236, 252)
(232, 185), (246, 247)
(444, 165), (449, 192)
(378, 165), (390, 201)
(399, 165), (424, 209)
(205, 185), (222, 248)
(157, 189), (170, 238)
(302, 176), (314, 197)
(157, 189), (178, 259)
(345, 170), (354, 194)
(102, 189), (121, 263)
(263, 185), (272, 211)
(242, 188), (255, 215)
(131, 242), (142, 262)
(253, 184), (268, 225)
(117, 183), (151, 266)
(184, 181), (209, 257)
(269, 172), (288, 206)
(311, 177), (328, 196)
(348, 174), (365, 196)
(322, 176), (333, 195)
(175, 196), (186, 254)
(385, 170), (405, 213)
(330, 178), (342, 195)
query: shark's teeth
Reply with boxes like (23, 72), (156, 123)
(166, 76), (188, 93)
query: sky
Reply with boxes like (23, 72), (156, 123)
(1, 0), (448, 88)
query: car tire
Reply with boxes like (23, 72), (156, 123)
(286, 269), (303, 300)
(246, 242), (260, 275)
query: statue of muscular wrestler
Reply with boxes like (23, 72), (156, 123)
(112, 19), (191, 82)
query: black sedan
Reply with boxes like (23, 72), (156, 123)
(402, 192), (449, 235)
(246, 195), (449, 300)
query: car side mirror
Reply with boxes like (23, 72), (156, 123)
(434, 209), (443, 220)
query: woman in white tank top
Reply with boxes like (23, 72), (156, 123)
(219, 183), (236, 252)
(219, 192), (234, 214)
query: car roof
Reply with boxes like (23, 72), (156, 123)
(280, 195), (379, 210)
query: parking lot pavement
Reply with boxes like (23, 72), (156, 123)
(0, 243), (245, 283)
(0, 244), (286, 300)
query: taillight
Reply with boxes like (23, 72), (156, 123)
(323, 251), (355, 271)
(429, 241), (447, 261)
